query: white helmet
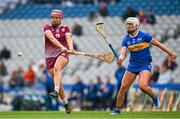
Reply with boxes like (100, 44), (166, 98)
(126, 17), (140, 31)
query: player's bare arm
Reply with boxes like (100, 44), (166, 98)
(45, 31), (67, 52)
(151, 38), (177, 60)
(117, 47), (126, 64)
(66, 34), (74, 52)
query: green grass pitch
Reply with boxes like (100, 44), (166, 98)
(0, 111), (179, 119)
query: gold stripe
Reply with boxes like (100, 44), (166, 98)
(128, 42), (150, 51)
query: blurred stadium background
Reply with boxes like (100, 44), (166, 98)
(0, 0), (179, 113)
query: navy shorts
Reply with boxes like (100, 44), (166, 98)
(127, 63), (152, 75)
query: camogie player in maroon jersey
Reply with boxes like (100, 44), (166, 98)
(44, 9), (74, 113)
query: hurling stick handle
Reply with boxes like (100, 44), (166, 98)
(67, 50), (99, 58)
(67, 50), (85, 56)
(108, 44), (118, 58)
(71, 51), (97, 58)
(67, 50), (100, 60)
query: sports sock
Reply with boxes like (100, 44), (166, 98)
(62, 98), (68, 105)
(54, 85), (60, 93)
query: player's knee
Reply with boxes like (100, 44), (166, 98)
(139, 83), (148, 91)
(54, 66), (63, 72)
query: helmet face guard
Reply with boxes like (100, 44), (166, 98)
(126, 17), (140, 33)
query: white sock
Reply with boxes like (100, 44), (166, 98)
(62, 98), (68, 104)
(57, 97), (62, 102)
(54, 85), (60, 93)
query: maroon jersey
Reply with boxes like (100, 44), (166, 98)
(44, 24), (71, 58)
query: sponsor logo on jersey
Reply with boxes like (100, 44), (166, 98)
(55, 34), (60, 38)
(61, 28), (65, 32)
(132, 39), (135, 44)
(138, 38), (142, 41)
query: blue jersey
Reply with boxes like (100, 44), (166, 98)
(122, 31), (153, 65)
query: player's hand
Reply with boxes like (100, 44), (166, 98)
(61, 47), (68, 53)
(117, 58), (123, 64)
(69, 49), (75, 53)
(67, 49), (76, 54)
(167, 52), (176, 67)
(169, 52), (177, 61)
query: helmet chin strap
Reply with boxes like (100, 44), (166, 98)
(127, 30), (133, 34)
(127, 29), (137, 34)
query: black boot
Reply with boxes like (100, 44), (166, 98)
(49, 90), (58, 98)
(64, 103), (71, 114)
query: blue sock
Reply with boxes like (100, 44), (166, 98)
(152, 94), (157, 99)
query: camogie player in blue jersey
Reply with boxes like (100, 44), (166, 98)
(112, 17), (177, 114)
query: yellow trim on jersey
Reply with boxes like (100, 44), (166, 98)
(128, 42), (150, 51)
